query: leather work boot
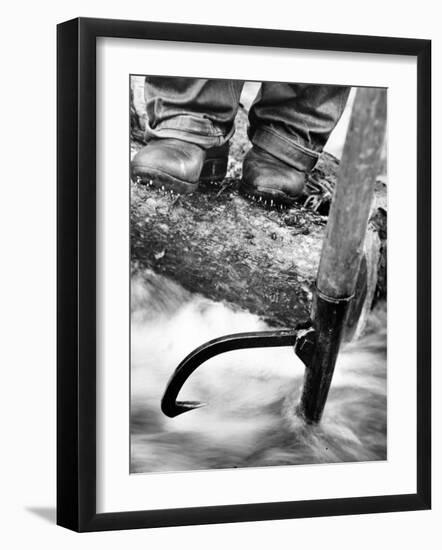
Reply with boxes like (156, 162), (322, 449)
(131, 138), (229, 194)
(241, 146), (307, 205)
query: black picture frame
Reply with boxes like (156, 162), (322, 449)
(57, 17), (431, 532)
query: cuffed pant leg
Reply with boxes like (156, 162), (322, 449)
(144, 77), (244, 149)
(248, 83), (351, 171)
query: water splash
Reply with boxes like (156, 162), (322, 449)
(131, 270), (386, 473)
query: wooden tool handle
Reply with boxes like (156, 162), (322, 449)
(317, 88), (387, 300)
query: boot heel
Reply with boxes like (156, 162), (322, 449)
(200, 143), (229, 182)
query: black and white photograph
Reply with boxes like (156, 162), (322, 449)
(0, 1), (436, 544)
(129, 76), (388, 474)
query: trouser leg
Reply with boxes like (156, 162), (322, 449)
(144, 77), (244, 148)
(248, 83), (351, 171)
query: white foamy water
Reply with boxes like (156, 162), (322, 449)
(131, 271), (387, 473)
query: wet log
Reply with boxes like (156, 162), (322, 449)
(130, 150), (386, 335)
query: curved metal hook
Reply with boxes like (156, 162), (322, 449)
(161, 329), (299, 417)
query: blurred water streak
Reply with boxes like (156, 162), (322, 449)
(130, 271), (387, 474)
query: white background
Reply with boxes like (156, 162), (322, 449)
(0, 0), (440, 548)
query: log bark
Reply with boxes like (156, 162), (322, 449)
(131, 152), (386, 333)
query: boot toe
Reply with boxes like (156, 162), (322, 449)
(241, 146), (307, 205)
(131, 139), (205, 193)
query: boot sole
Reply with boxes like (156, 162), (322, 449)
(240, 182), (300, 207)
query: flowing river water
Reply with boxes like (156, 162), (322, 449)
(130, 271), (387, 474)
